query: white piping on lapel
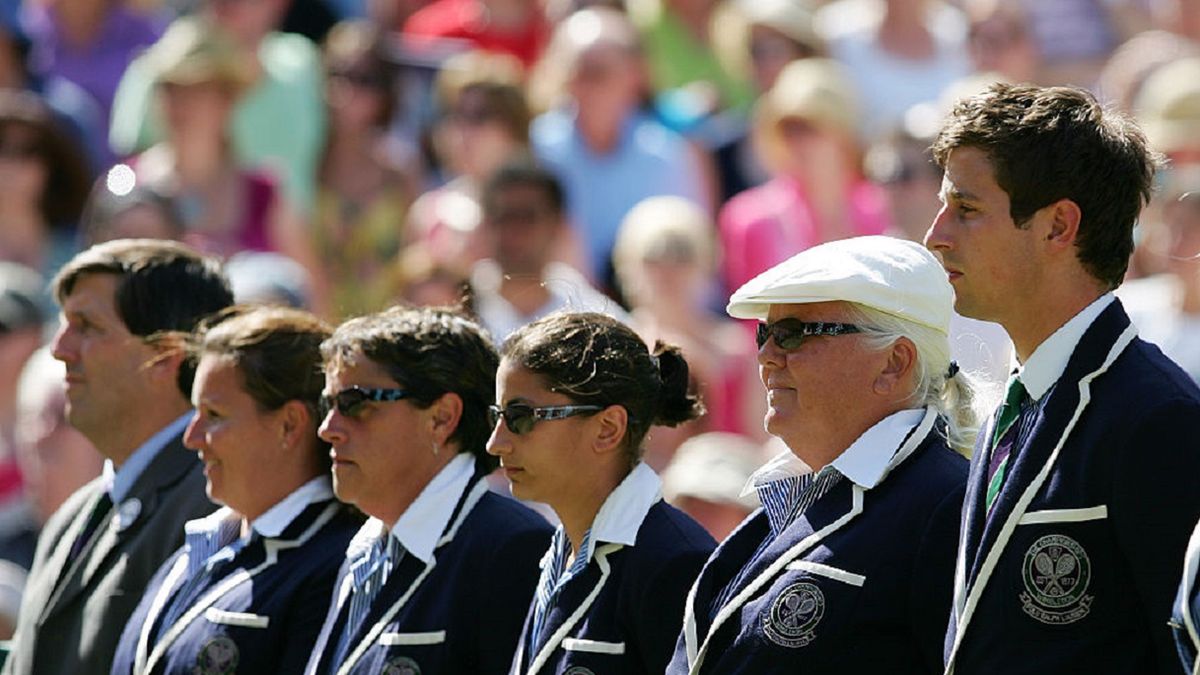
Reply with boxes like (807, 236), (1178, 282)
(137, 502), (340, 675)
(524, 543), (624, 675)
(944, 324), (1137, 675)
(684, 407), (937, 674)
(1017, 505), (1107, 525)
(335, 479), (489, 675)
(1180, 521), (1200, 675)
(784, 561), (866, 587)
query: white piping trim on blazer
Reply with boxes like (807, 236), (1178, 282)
(42, 492), (118, 617)
(944, 324), (1137, 675)
(683, 406), (938, 674)
(335, 478), (489, 675)
(524, 543), (624, 674)
(785, 561), (866, 587)
(378, 630), (447, 646)
(137, 502), (341, 675)
(1017, 505), (1107, 526)
(561, 638), (626, 655)
(1179, 521), (1200, 675)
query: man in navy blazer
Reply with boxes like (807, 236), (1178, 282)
(4, 240), (232, 675)
(667, 236), (974, 674)
(926, 83), (1200, 674)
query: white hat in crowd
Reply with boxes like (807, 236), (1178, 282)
(726, 235), (953, 335)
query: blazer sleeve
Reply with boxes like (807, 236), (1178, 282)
(909, 483), (967, 675)
(629, 540), (715, 674)
(1110, 397), (1200, 673)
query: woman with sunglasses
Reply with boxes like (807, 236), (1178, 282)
(110, 305), (364, 675)
(488, 311), (717, 675)
(304, 305), (553, 675)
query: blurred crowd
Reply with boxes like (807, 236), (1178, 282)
(0, 0), (1199, 636)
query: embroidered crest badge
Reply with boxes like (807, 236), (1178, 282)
(762, 581), (825, 648)
(381, 656), (421, 675)
(194, 636), (238, 675)
(1019, 534), (1094, 625)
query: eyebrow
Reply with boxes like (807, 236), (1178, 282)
(939, 185), (980, 204)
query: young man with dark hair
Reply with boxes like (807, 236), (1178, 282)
(4, 239), (233, 675)
(926, 83), (1200, 674)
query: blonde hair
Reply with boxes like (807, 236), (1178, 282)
(613, 196), (716, 305)
(752, 58), (860, 174)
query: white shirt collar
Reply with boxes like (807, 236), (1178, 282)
(589, 462), (662, 548)
(251, 476), (334, 538)
(102, 413), (192, 503)
(746, 408), (927, 492)
(1016, 293), (1114, 401)
(384, 453), (475, 565)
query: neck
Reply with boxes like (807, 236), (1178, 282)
(577, 110), (627, 155)
(1006, 285), (1106, 364)
(498, 272), (551, 316)
(877, 0), (934, 59)
(1180, 274), (1200, 315)
(102, 403), (190, 467)
(173, 139), (229, 187)
(378, 450), (456, 531)
(238, 465), (321, 523)
(553, 464), (625, 556)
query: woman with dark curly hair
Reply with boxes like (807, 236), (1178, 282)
(488, 311), (716, 675)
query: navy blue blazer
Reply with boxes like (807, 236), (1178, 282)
(509, 499), (715, 675)
(109, 498), (362, 675)
(945, 300), (1200, 675)
(305, 469), (553, 675)
(666, 408), (967, 675)
(1172, 520), (1200, 674)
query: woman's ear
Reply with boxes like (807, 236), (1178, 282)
(591, 404), (628, 456)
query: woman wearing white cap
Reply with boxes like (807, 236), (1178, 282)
(666, 235), (979, 675)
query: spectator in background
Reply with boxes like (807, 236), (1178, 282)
(129, 17), (330, 314)
(529, 7), (708, 290)
(708, 0), (824, 201)
(613, 196), (765, 466)
(403, 0), (549, 69)
(661, 432), (761, 541)
(111, 0), (326, 213)
(22, 0), (165, 160)
(316, 20), (414, 319)
(407, 50), (531, 268)
(627, 0), (754, 119)
(392, 244), (473, 308)
(0, 90), (92, 279)
(719, 58), (889, 296)
(962, 0), (1042, 84)
(0, 0), (108, 169)
(79, 165), (184, 246)
(472, 162), (625, 344)
(815, 0), (971, 141)
(12, 348), (102, 537)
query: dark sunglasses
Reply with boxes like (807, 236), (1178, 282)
(755, 319), (861, 350)
(488, 403), (603, 435)
(320, 386), (409, 418)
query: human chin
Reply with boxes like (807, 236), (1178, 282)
(331, 464), (362, 504)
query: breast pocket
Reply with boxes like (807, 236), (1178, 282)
(376, 629), (447, 673)
(752, 561), (867, 651)
(1004, 505), (1121, 638)
(558, 637), (627, 674)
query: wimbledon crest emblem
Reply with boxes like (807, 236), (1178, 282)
(1020, 533), (1094, 625)
(762, 582), (825, 648)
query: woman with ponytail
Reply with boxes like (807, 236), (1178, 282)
(487, 311), (717, 675)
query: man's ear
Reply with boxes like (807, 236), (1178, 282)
(1044, 198), (1082, 250)
(428, 392), (465, 447)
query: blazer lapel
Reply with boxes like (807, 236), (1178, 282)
(47, 435), (200, 618)
(524, 543), (624, 675)
(946, 301), (1139, 673)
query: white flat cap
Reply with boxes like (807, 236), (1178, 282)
(726, 235), (953, 334)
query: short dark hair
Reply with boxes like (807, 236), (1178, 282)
(52, 239), (235, 393)
(0, 90), (92, 227)
(482, 161), (566, 218)
(320, 305), (500, 471)
(932, 83), (1160, 289)
(501, 312), (703, 467)
(192, 305), (333, 468)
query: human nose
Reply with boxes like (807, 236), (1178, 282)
(318, 409), (345, 445)
(49, 320), (76, 364)
(756, 334), (786, 370)
(924, 205), (953, 253)
(485, 415), (510, 457)
(182, 412), (205, 452)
